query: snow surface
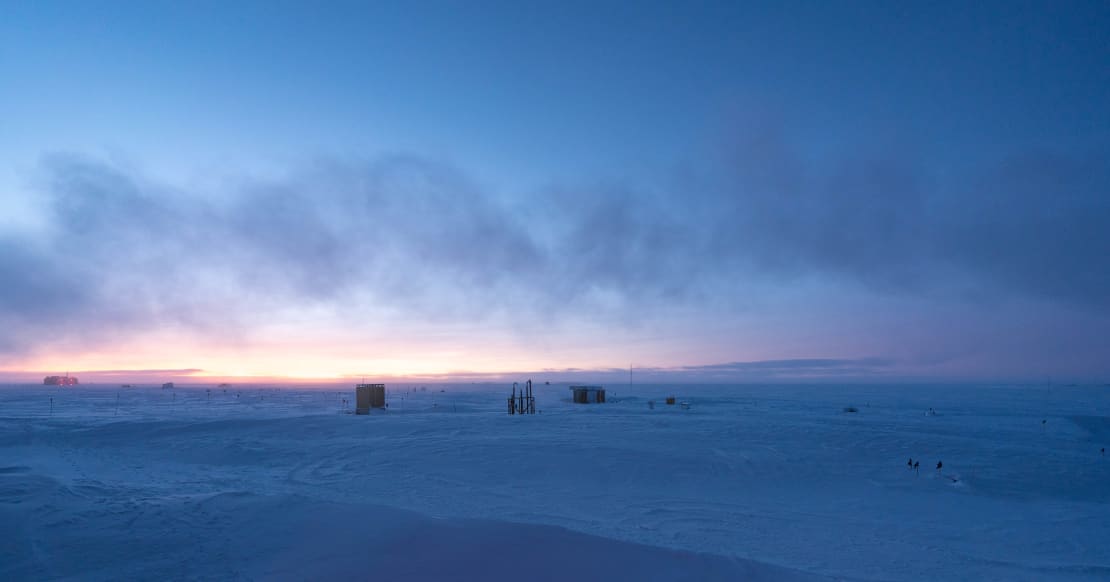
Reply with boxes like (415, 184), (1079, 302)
(2, 382), (1109, 580)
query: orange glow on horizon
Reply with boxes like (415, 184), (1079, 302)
(0, 318), (785, 383)
(3, 336), (659, 383)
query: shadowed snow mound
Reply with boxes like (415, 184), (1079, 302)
(227, 494), (823, 581)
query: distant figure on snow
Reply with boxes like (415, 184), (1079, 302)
(936, 461), (943, 472)
(907, 458), (913, 469)
(1101, 447), (1105, 456)
(913, 461), (919, 475)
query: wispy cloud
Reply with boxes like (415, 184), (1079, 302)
(672, 358), (895, 378)
(332, 357), (895, 384)
(70, 368), (206, 376)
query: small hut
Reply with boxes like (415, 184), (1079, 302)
(356, 383), (386, 414)
(570, 385), (605, 404)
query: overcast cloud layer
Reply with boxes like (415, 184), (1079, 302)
(3, 128), (1108, 372)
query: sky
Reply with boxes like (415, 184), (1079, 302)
(1, 1), (1108, 383)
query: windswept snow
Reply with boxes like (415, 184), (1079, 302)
(2, 383), (1109, 580)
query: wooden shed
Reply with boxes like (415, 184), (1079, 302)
(356, 383), (386, 414)
(570, 385), (606, 404)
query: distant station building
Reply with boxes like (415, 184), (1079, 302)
(43, 374), (78, 386)
(162, 382), (174, 389)
(570, 385), (606, 404)
(356, 383), (386, 414)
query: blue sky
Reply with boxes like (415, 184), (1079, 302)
(1, 1), (1108, 382)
